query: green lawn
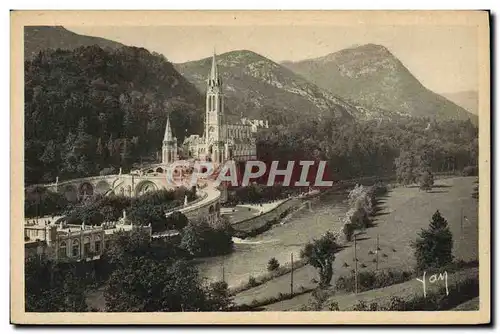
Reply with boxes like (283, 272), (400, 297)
(234, 176), (479, 309)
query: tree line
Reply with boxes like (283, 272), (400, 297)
(25, 45), (204, 185)
(26, 228), (233, 312)
(257, 116), (478, 182)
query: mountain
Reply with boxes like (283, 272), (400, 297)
(24, 45), (205, 184)
(174, 50), (367, 124)
(282, 44), (474, 121)
(442, 90), (478, 115)
(24, 26), (126, 60)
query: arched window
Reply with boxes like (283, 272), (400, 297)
(59, 241), (67, 258)
(84, 237), (91, 256)
(94, 235), (102, 254)
(72, 239), (80, 257)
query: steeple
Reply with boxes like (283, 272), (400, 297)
(210, 50), (218, 80)
(164, 116), (173, 142)
(208, 50), (221, 87)
(162, 115), (177, 165)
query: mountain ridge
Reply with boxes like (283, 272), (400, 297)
(441, 90), (478, 115)
(282, 43), (475, 121)
(24, 26), (126, 60)
(174, 49), (385, 123)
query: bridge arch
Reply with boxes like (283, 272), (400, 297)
(79, 182), (94, 199)
(135, 180), (158, 196)
(95, 180), (111, 195)
(62, 184), (78, 202)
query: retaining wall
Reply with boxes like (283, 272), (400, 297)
(231, 198), (302, 233)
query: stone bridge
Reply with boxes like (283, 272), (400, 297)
(33, 171), (223, 226)
(40, 173), (180, 201)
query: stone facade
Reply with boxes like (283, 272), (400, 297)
(24, 213), (152, 262)
(172, 52), (267, 164)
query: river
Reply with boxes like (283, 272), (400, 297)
(196, 189), (350, 287)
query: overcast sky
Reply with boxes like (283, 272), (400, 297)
(67, 25), (478, 94)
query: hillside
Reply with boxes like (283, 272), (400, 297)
(24, 26), (126, 60)
(442, 90), (479, 115)
(282, 44), (474, 121)
(25, 45), (205, 185)
(175, 50), (363, 124)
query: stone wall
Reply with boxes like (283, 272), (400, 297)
(231, 198), (302, 233)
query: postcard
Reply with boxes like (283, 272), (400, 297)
(11, 10), (490, 325)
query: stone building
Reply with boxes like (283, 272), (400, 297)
(163, 52), (268, 166)
(24, 212), (152, 262)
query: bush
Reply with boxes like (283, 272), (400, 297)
(419, 170), (434, 191)
(328, 301), (340, 311)
(342, 223), (355, 242)
(335, 268), (413, 293)
(352, 300), (368, 311)
(247, 276), (258, 288)
(462, 166), (478, 176)
(381, 277), (479, 311)
(267, 257), (280, 272)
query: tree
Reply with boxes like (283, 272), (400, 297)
(103, 229), (152, 266)
(419, 170), (434, 192)
(128, 204), (168, 233)
(413, 210), (453, 271)
(300, 231), (342, 287)
(395, 151), (419, 186)
(267, 257), (280, 272)
(25, 257), (88, 312)
(180, 220), (233, 257)
(342, 222), (355, 242)
(205, 281), (233, 311)
(104, 257), (219, 312)
(165, 211), (189, 230)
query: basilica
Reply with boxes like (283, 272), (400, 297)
(161, 52), (267, 167)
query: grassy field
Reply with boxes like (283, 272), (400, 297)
(266, 267), (479, 311)
(234, 176), (479, 309)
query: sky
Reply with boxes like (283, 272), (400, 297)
(67, 25), (479, 94)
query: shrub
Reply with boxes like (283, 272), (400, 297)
(352, 300), (368, 311)
(247, 276), (258, 288)
(267, 257), (280, 272)
(335, 269), (413, 293)
(342, 223), (355, 242)
(381, 277), (479, 311)
(419, 170), (434, 191)
(462, 166), (478, 176)
(328, 301), (340, 311)
(385, 296), (406, 311)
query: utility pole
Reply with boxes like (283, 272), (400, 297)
(460, 208), (464, 235)
(290, 253), (294, 295)
(354, 234), (358, 294)
(376, 234), (380, 271)
(222, 262), (225, 283)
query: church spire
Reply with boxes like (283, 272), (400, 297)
(210, 49), (218, 80)
(164, 116), (173, 141)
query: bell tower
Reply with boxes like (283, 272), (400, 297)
(205, 51), (226, 163)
